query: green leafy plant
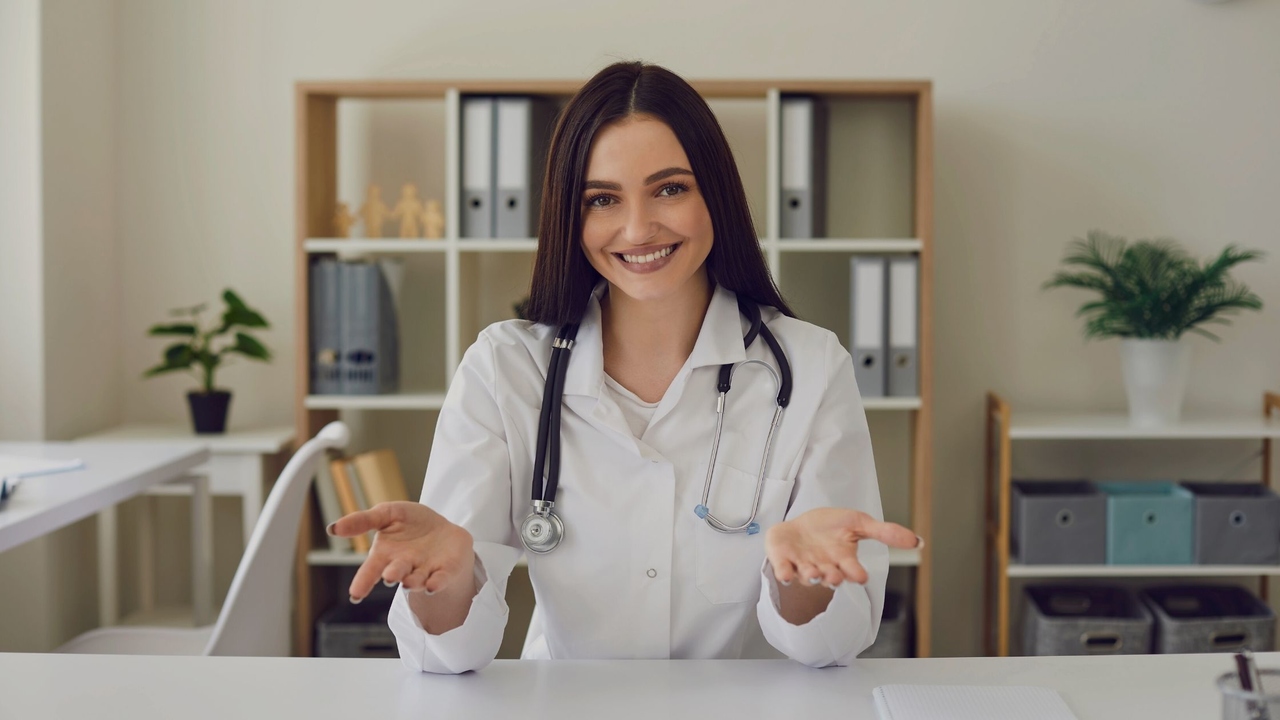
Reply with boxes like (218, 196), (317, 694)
(144, 289), (273, 394)
(1043, 230), (1264, 341)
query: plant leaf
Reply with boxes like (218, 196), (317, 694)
(226, 332), (272, 361)
(148, 323), (197, 337)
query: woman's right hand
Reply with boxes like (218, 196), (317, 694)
(328, 501), (475, 604)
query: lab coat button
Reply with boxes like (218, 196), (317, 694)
(646, 568), (657, 578)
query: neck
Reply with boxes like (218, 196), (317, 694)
(601, 271), (713, 366)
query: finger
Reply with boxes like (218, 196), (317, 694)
(348, 553), (390, 603)
(381, 559), (412, 587)
(796, 561), (824, 586)
(401, 565), (433, 593)
(818, 562), (843, 589)
(769, 556), (798, 586)
(328, 504), (393, 539)
(837, 553), (869, 585)
(855, 518), (920, 550)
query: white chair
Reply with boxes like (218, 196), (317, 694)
(57, 421), (350, 656)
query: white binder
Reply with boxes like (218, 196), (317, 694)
(495, 97), (555, 239)
(850, 255), (887, 397)
(461, 96), (495, 238)
(887, 255), (919, 397)
(780, 96), (827, 239)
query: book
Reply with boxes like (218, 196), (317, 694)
(351, 449), (409, 508)
(872, 685), (1077, 720)
(313, 459), (352, 553)
(328, 457), (371, 553)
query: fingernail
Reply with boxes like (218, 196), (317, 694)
(823, 582), (839, 590)
(422, 588), (435, 596)
(807, 577), (822, 585)
(780, 579), (792, 587)
(349, 595), (362, 605)
(915, 535), (925, 549)
(382, 579), (396, 588)
(326, 522), (337, 536)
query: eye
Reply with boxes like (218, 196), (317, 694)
(658, 182), (689, 197)
(584, 193), (614, 209)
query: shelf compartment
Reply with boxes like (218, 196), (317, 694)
(1008, 413), (1280, 440)
(304, 391), (447, 411)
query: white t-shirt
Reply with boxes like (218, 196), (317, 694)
(602, 373), (660, 439)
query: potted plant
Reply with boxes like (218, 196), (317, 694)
(144, 289), (273, 434)
(1043, 230), (1263, 426)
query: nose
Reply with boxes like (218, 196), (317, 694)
(620, 202), (659, 246)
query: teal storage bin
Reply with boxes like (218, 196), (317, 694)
(1098, 481), (1194, 565)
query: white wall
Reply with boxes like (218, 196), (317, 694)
(7, 0), (1278, 655)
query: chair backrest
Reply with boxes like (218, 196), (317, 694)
(203, 421), (349, 656)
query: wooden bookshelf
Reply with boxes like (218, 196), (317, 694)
(984, 391), (1280, 657)
(294, 78), (935, 658)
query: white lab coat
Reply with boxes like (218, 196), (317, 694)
(388, 281), (888, 673)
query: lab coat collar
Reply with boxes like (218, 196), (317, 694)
(561, 281), (748, 399)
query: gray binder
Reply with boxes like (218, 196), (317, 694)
(495, 97), (556, 239)
(340, 262), (400, 395)
(461, 96), (495, 238)
(309, 258), (342, 394)
(780, 95), (827, 239)
(887, 255), (919, 397)
(849, 255), (886, 397)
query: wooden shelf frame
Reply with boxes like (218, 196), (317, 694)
(984, 390), (1280, 657)
(294, 78), (934, 658)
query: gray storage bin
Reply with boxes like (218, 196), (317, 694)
(1181, 482), (1280, 565)
(859, 590), (912, 658)
(1141, 585), (1275, 654)
(1011, 480), (1106, 565)
(1098, 481), (1194, 565)
(1022, 585), (1152, 656)
(316, 597), (398, 659)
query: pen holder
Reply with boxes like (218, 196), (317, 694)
(1218, 669), (1280, 720)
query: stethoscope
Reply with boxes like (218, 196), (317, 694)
(519, 296), (793, 555)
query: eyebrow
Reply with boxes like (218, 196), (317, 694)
(583, 167), (694, 192)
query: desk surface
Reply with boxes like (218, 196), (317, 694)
(76, 423), (296, 454)
(0, 652), (1262, 719)
(0, 441), (208, 554)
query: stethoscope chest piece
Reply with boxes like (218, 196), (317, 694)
(520, 500), (564, 554)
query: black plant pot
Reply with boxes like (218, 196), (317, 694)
(187, 390), (232, 434)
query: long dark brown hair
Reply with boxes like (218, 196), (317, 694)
(524, 61), (795, 325)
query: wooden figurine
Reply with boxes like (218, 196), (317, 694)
(421, 199), (444, 239)
(390, 183), (426, 238)
(333, 201), (355, 238)
(358, 184), (390, 238)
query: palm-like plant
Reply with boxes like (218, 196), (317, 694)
(144, 289), (273, 393)
(1043, 230), (1264, 341)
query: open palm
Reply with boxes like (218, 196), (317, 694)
(765, 507), (920, 587)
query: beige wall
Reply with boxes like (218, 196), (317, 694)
(5, 0), (1278, 655)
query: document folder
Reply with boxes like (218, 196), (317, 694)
(780, 95), (827, 239)
(309, 258), (343, 395)
(462, 96), (495, 238)
(850, 255), (887, 397)
(887, 255), (919, 397)
(495, 97), (555, 239)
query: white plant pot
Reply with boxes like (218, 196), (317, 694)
(1120, 338), (1191, 427)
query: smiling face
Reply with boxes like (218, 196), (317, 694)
(579, 114), (714, 306)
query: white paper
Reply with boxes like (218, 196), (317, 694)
(873, 685), (1077, 720)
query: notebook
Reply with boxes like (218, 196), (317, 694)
(873, 685), (1077, 720)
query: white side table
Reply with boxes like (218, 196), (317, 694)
(76, 424), (295, 624)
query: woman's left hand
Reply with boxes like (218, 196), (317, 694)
(765, 507), (921, 588)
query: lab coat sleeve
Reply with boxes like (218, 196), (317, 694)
(755, 330), (888, 667)
(388, 331), (524, 674)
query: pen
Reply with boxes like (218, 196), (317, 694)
(1236, 650), (1271, 720)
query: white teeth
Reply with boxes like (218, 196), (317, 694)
(620, 244), (676, 264)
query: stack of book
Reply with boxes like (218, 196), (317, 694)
(314, 448), (410, 553)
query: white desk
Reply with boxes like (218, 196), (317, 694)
(0, 652), (1264, 718)
(0, 442), (211, 626)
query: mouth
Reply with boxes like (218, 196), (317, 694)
(614, 242), (681, 266)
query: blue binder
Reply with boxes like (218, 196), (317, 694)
(309, 258), (343, 394)
(340, 261), (400, 395)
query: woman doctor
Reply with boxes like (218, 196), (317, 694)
(329, 61), (922, 673)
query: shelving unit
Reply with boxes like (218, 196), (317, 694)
(984, 390), (1280, 657)
(294, 79), (934, 658)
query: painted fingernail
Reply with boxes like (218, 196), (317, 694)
(807, 577), (823, 585)
(349, 595), (362, 605)
(915, 535), (925, 549)
(823, 583), (838, 590)
(382, 579), (396, 588)
(326, 522), (337, 536)
(780, 579), (792, 587)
